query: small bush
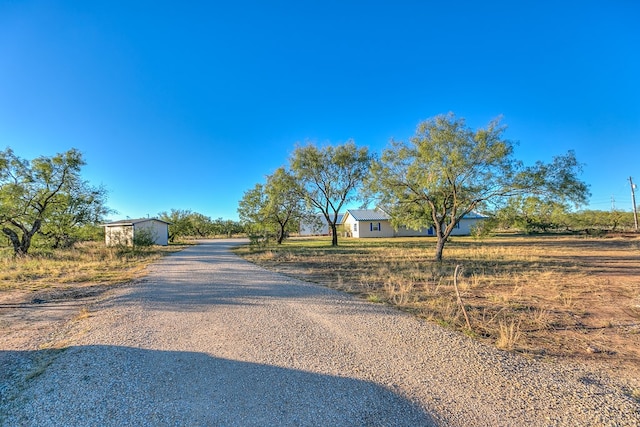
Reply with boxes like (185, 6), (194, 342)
(249, 232), (275, 248)
(133, 228), (156, 247)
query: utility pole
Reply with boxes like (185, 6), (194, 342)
(631, 176), (639, 232)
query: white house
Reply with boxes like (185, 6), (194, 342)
(341, 209), (486, 238)
(103, 218), (170, 247)
(341, 209), (396, 238)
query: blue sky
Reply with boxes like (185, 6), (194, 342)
(1, 1), (638, 220)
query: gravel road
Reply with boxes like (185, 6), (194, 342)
(1, 240), (638, 426)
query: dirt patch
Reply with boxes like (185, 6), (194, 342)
(0, 282), (122, 351)
(237, 235), (640, 389)
(0, 242), (184, 351)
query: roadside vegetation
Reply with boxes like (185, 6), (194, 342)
(0, 241), (186, 294)
(234, 235), (640, 374)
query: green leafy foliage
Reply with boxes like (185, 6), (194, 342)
(238, 167), (310, 244)
(368, 113), (590, 260)
(38, 183), (111, 248)
(290, 140), (372, 246)
(132, 227), (157, 247)
(482, 205), (637, 235)
(158, 209), (195, 242)
(158, 209), (243, 241)
(0, 147), (108, 255)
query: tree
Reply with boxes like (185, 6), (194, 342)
(488, 196), (572, 234)
(38, 181), (111, 248)
(238, 167), (308, 244)
(211, 217), (243, 237)
(158, 209), (195, 242)
(238, 183), (268, 234)
(158, 210), (219, 241)
(369, 113), (589, 261)
(0, 148), (93, 255)
(189, 212), (215, 237)
(290, 141), (372, 246)
(570, 209), (636, 232)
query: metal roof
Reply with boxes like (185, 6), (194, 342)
(102, 218), (171, 226)
(343, 209), (487, 223)
(344, 209), (390, 222)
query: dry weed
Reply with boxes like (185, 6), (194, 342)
(0, 242), (183, 292)
(496, 319), (522, 350)
(531, 309), (552, 330)
(74, 307), (90, 321)
(384, 280), (415, 305)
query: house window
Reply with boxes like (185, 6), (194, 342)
(353, 223), (358, 232)
(371, 222), (380, 231)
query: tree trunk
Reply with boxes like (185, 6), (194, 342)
(3, 227), (30, 256)
(434, 235), (446, 262)
(330, 223), (338, 246)
(2, 219), (41, 256)
(3, 228), (21, 255)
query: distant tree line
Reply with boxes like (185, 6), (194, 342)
(475, 197), (638, 235)
(156, 209), (243, 242)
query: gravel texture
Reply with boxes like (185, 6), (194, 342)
(1, 239), (639, 426)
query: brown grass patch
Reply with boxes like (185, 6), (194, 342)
(0, 241), (185, 297)
(235, 235), (640, 381)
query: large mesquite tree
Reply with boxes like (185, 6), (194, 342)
(290, 141), (372, 246)
(369, 113), (589, 261)
(0, 148), (104, 255)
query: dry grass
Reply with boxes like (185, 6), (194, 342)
(496, 319), (522, 350)
(235, 235), (640, 378)
(0, 241), (185, 293)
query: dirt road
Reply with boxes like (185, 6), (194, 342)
(1, 240), (638, 426)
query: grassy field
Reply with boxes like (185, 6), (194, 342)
(0, 242), (185, 294)
(234, 235), (640, 374)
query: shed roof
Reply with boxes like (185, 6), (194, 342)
(103, 218), (171, 227)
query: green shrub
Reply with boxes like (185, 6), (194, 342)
(133, 228), (156, 247)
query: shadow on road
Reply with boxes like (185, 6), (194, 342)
(1, 345), (436, 426)
(107, 239), (351, 311)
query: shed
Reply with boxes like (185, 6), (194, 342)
(103, 218), (170, 247)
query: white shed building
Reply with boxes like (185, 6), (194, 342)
(103, 218), (170, 247)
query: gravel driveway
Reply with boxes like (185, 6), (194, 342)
(1, 240), (638, 426)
